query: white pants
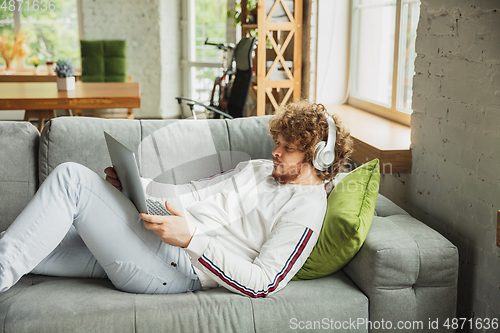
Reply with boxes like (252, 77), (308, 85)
(0, 162), (201, 294)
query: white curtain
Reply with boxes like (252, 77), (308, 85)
(315, 0), (350, 104)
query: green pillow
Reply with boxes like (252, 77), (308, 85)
(293, 158), (380, 280)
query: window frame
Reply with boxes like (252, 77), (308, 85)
(348, 0), (419, 127)
(0, 0), (82, 68)
(180, 0), (227, 102)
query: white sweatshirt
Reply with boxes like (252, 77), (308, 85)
(141, 159), (327, 297)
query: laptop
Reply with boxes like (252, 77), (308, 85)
(103, 131), (173, 216)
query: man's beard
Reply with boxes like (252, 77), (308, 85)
(272, 159), (304, 184)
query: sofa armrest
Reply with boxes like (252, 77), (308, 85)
(343, 215), (458, 333)
(0, 121), (39, 231)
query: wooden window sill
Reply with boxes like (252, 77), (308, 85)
(325, 104), (411, 174)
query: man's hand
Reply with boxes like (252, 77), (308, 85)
(104, 166), (122, 191)
(140, 201), (196, 248)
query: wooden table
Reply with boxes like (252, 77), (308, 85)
(0, 82), (141, 131)
(0, 68), (82, 82)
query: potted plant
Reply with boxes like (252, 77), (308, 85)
(0, 31), (29, 74)
(28, 55), (40, 74)
(55, 59), (76, 91)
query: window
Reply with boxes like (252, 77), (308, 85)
(182, 0), (228, 104)
(349, 0), (420, 126)
(0, 0), (80, 68)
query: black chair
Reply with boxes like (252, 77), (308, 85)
(176, 37), (256, 120)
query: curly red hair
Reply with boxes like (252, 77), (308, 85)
(268, 101), (353, 181)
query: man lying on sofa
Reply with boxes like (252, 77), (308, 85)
(0, 101), (353, 297)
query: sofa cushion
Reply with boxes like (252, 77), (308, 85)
(139, 119), (231, 185)
(139, 116), (273, 185)
(0, 276), (136, 333)
(39, 116), (276, 188)
(40, 117), (234, 186)
(293, 159), (380, 280)
(252, 271), (368, 333)
(0, 271), (367, 333)
(225, 115), (275, 162)
(0, 122), (39, 231)
(39, 117), (141, 185)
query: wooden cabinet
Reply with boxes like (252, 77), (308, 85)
(241, 0), (302, 116)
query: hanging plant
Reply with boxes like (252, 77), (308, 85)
(227, 0), (259, 27)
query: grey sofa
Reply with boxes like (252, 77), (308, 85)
(0, 117), (458, 333)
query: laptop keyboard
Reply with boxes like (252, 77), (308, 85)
(146, 199), (174, 216)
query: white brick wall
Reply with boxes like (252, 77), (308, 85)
(380, 0), (500, 323)
(81, 0), (181, 118)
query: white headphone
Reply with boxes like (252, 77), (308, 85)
(312, 115), (337, 171)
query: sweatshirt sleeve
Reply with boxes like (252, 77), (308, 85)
(140, 161), (250, 207)
(184, 221), (319, 298)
